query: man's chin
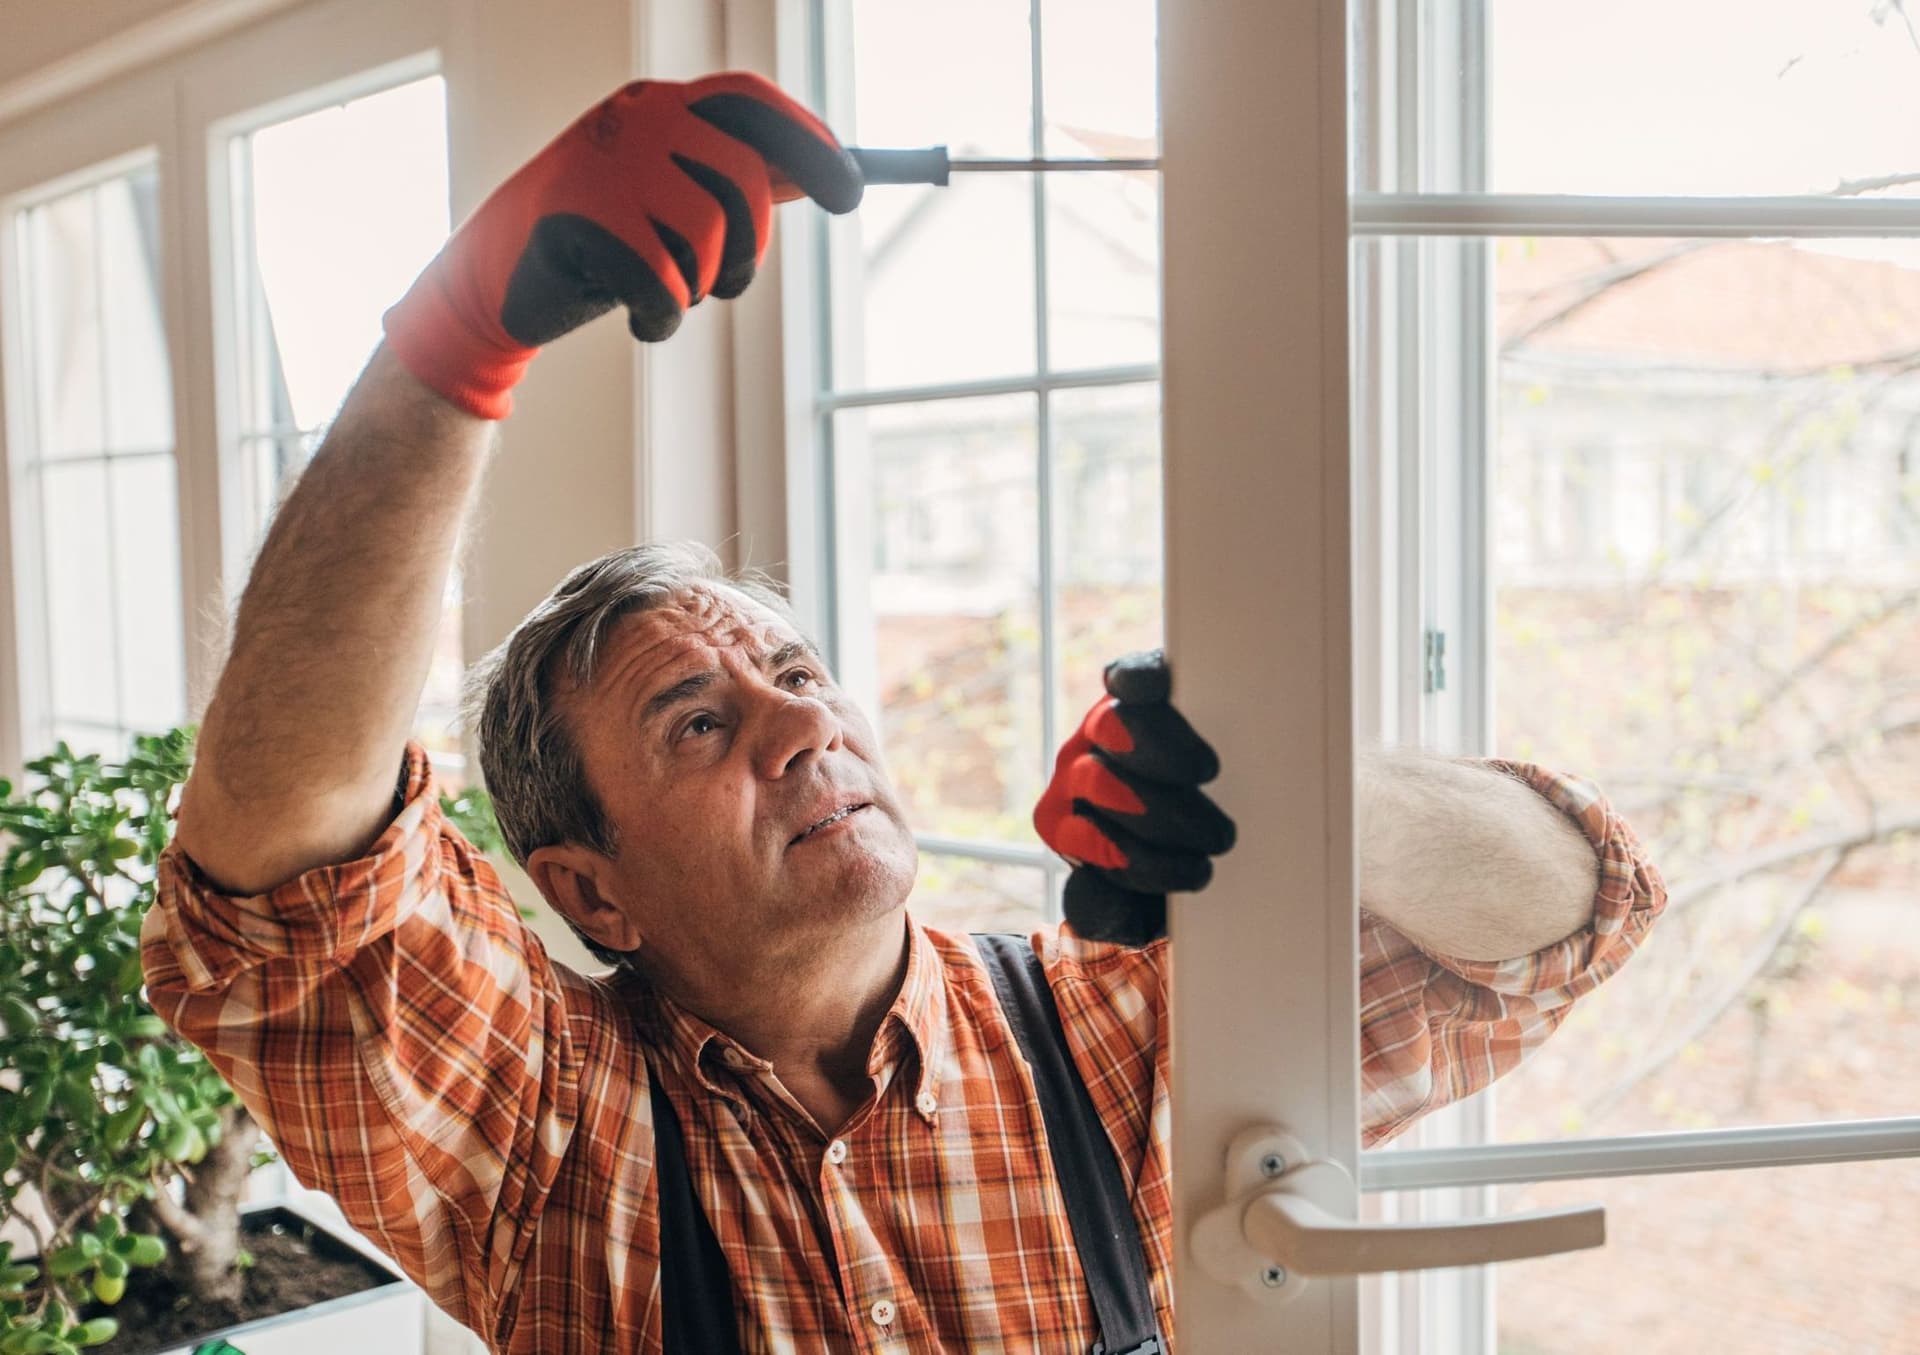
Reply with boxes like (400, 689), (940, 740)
(782, 836), (916, 926)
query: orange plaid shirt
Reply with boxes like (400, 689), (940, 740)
(142, 743), (1665, 1353)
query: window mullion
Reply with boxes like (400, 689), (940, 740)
(915, 833), (1052, 871)
(1028, 0), (1064, 922)
(1354, 191), (1920, 237)
(1363, 1116), (1920, 1191)
(822, 363), (1160, 412)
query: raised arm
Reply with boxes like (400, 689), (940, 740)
(176, 350), (488, 894)
(178, 73), (863, 896)
(145, 73), (867, 1336)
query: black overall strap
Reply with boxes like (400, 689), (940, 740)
(973, 933), (1164, 1355)
(651, 939), (1163, 1355)
(649, 1070), (743, 1354)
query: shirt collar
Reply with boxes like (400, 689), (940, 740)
(627, 915), (950, 1124)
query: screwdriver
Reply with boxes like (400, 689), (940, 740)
(847, 146), (1159, 187)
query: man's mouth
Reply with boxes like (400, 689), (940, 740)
(791, 803), (871, 845)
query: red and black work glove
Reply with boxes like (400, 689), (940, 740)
(1034, 651), (1236, 946)
(384, 73), (862, 419)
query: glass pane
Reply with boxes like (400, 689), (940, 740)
(1045, 171), (1159, 372)
(237, 75), (449, 436)
(415, 568), (467, 781)
(96, 170), (172, 452)
(230, 74), (459, 762)
(109, 456), (185, 732)
(841, 395), (1043, 843)
(1041, 0), (1157, 158)
(1052, 382), (1163, 719)
(23, 187), (105, 458)
(1494, 1159), (1920, 1351)
(829, 173), (1037, 391)
(909, 856), (1050, 936)
(51, 724), (123, 759)
(40, 461), (117, 725)
(1488, 235), (1920, 1136)
(843, 0), (1032, 158)
(1489, 0), (1920, 196)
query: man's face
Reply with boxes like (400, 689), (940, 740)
(541, 584), (918, 985)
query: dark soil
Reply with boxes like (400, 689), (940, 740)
(81, 1209), (398, 1354)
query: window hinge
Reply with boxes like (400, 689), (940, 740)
(1423, 629), (1447, 694)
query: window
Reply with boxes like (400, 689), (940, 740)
(1354, 0), (1920, 1349)
(221, 70), (464, 775)
(809, 0), (1162, 935)
(4, 162), (186, 757)
(788, 0), (1920, 1346)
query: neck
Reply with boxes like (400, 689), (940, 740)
(644, 909), (913, 1089)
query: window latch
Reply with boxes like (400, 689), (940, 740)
(1424, 628), (1447, 694)
(1190, 1126), (1605, 1301)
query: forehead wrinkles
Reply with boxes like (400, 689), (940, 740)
(602, 588), (796, 693)
(652, 586), (789, 658)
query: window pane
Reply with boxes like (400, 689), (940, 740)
(830, 173), (1037, 391)
(841, 395), (1043, 844)
(1053, 382), (1163, 718)
(1041, 0), (1157, 158)
(228, 74), (459, 768)
(1487, 235), (1920, 1135)
(1493, 1159), (1920, 1351)
(40, 461), (118, 725)
(109, 456), (185, 732)
(1489, 0), (1920, 196)
(1045, 170), (1159, 372)
(909, 855), (1050, 936)
(235, 74), (448, 439)
(23, 187), (105, 458)
(97, 170), (171, 451)
(842, 0), (1032, 158)
(51, 724), (123, 759)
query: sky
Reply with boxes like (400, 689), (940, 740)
(1489, 0), (1920, 196)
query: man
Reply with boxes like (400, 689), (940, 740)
(143, 74), (1665, 1352)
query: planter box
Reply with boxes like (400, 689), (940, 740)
(126, 1202), (425, 1355)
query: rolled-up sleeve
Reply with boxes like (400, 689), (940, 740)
(1357, 759), (1667, 1147)
(141, 743), (581, 1336)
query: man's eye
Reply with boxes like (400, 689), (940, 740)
(682, 713), (720, 739)
(781, 668), (816, 690)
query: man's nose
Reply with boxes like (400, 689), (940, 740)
(752, 689), (841, 778)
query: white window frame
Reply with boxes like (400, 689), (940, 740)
(737, 0), (1920, 1350)
(1352, 1), (1920, 1351)
(751, 0), (1170, 922)
(0, 77), (186, 778)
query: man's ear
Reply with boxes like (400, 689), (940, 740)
(525, 842), (644, 953)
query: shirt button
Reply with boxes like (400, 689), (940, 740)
(915, 1090), (938, 1116)
(870, 1298), (896, 1327)
(826, 1139), (848, 1165)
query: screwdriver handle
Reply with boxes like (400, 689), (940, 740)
(848, 145), (951, 187)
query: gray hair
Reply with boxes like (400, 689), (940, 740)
(460, 541), (797, 965)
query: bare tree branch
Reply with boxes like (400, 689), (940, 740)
(1666, 804), (1920, 910)
(1585, 846), (1850, 1122)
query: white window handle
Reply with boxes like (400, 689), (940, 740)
(1191, 1127), (1605, 1302)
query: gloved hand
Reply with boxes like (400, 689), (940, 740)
(1034, 651), (1236, 945)
(384, 72), (862, 419)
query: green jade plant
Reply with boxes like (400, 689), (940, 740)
(0, 730), (501, 1352)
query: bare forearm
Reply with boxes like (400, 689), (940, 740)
(178, 346), (493, 893)
(1356, 746), (1597, 961)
